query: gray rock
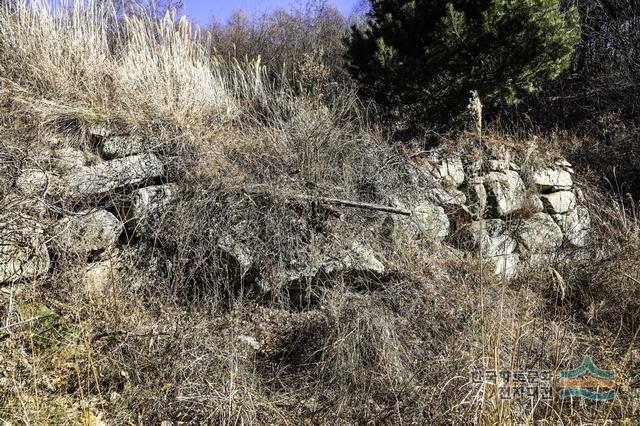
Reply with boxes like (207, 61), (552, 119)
(459, 219), (516, 257)
(61, 154), (163, 197)
(83, 259), (118, 295)
(218, 234), (254, 279)
(436, 155), (465, 187)
(540, 191), (576, 214)
(513, 212), (563, 253)
(0, 223), (50, 283)
(525, 194), (545, 213)
(466, 177), (487, 217)
(53, 210), (123, 255)
(553, 205), (590, 247)
(532, 168), (573, 191)
(487, 159), (510, 172)
(16, 170), (51, 195)
(487, 253), (519, 279)
(484, 170), (526, 217)
(53, 148), (85, 172)
(406, 201), (450, 241)
(124, 184), (177, 230)
(99, 135), (146, 159)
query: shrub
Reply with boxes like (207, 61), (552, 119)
(346, 0), (580, 127)
(209, 4), (352, 88)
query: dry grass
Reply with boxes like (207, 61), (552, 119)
(0, 1), (639, 425)
(0, 0), (266, 136)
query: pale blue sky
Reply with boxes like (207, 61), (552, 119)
(182, 0), (361, 24)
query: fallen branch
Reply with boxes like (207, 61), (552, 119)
(240, 184), (412, 216)
(313, 196), (411, 216)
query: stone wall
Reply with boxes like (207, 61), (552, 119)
(401, 143), (591, 278)
(0, 133), (592, 293)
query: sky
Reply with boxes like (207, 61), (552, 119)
(182, 0), (362, 25)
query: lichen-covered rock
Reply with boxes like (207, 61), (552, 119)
(406, 200), (450, 241)
(53, 148), (85, 172)
(459, 219), (516, 257)
(61, 154), (163, 197)
(553, 205), (590, 247)
(218, 234), (254, 279)
(99, 135), (146, 159)
(513, 212), (563, 253)
(487, 253), (519, 279)
(16, 170), (51, 195)
(123, 184), (177, 230)
(53, 210), (123, 255)
(540, 191), (577, 214)
(0, 223), (50, 284)
(484, 170), (526, 217)
(422, 154), (465, 187)
(524, 194), (545, 213)
(532, 168), (573, 191)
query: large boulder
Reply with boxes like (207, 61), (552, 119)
(0, 223), (50, 284)
(458, 219), (516, 257)
(553, 205), (591, 247)
(61, 154), (163, 198)
(540, 191), (577, 214)
(532, 167), (573, 191)
(513, 213), (564, 253)
(53, 210), (123, 255)
(484, 170), (526, 217)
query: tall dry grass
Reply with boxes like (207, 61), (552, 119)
(0, 0), (265, 133)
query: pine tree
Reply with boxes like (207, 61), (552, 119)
(346, 0), (580, 126)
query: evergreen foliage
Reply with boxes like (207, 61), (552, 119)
(346, 0), (580, 126)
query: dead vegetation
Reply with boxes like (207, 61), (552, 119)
(0, 1), (639, 425)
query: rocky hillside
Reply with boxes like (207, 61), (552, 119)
(0, 2), (639, 425)
(3, 129), (593, 298)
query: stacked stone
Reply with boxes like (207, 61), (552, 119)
(410, 149), (591, 279)
(1, 129), (177, 290)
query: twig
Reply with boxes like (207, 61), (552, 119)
(624, 273), (640, 286)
